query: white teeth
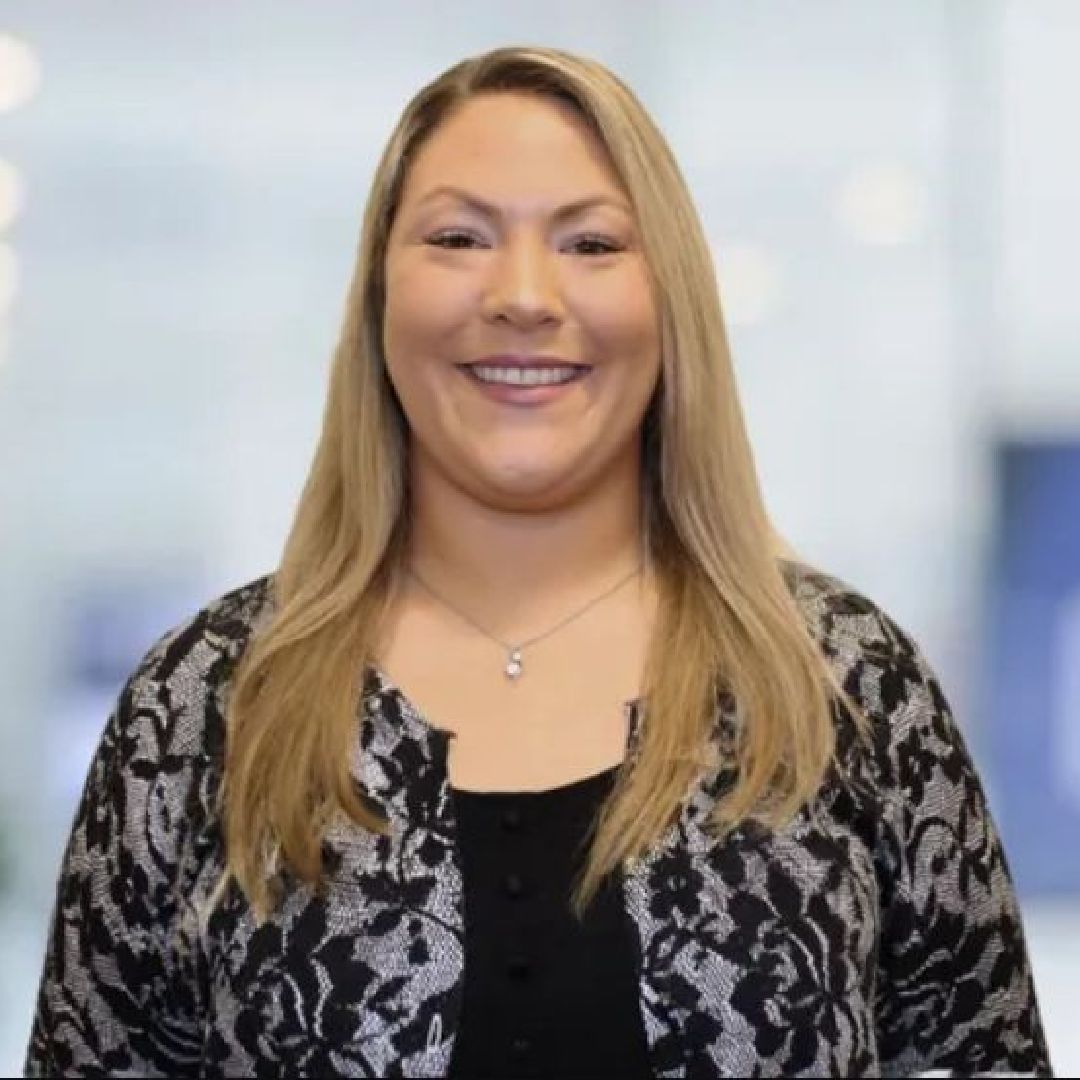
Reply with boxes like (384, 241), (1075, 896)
(470, 365), (582, 386)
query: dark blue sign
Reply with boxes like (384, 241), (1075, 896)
(985, 439), (1080, 894)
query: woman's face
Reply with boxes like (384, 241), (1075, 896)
(382, 91), (661, 510)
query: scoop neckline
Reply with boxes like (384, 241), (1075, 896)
(449, 762), (622, 799)
(365, 662), (642, 740)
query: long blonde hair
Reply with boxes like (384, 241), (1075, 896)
(221, 45), (870, 922)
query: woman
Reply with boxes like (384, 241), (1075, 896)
(25, 45), (1051, 1078)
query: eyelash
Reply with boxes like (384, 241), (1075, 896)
(425, 230), (624, 256)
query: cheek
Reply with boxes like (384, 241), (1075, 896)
(382, 260), (474, 361)
(577, 273), (660, 358)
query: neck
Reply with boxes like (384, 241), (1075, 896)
(401, 455), (653, 644)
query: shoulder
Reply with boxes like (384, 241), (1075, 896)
(114, 572), (277, 762)
(128, 571), (276, 698)
(778, 557), (920, 669)
(777, 558), (956, 767)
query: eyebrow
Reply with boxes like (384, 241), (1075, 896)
(412, 184), (634, 222)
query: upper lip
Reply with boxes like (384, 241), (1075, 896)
(462, 355), (590, 369)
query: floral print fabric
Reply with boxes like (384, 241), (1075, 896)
(24, 562), (1053, 1077)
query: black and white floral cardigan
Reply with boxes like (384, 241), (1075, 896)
(24, 563), (1052, 1077)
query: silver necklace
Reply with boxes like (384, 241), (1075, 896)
(408, 557), (644, 681)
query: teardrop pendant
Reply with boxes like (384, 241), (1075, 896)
(505, 648), (523, 680)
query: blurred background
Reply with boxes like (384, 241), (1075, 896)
(1, 0), (1077, 1072)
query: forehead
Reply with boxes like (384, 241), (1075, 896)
(400, 91), (626, 205)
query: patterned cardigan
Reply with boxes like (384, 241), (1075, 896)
(24, 563), (1053, 1077)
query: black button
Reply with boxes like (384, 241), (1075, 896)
(500, 806), (523, 831)
(504, 872), (526, 898)
(506, 956), (531, 981)
(510, 1035), (532, 1055)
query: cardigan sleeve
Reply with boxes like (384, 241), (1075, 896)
(869, 618), (1053, 1078)
(23, 624), (210, 1078)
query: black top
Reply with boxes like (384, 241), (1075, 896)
(446, 765), (654, 1080)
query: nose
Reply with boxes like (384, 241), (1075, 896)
(480, 232), (564, 330)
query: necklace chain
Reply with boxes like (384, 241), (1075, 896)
(408, 555), (644, 681)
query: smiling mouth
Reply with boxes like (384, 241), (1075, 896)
(461, 363), (589, 383)
(455, 362), (593, 400)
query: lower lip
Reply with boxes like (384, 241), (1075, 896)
(459, 366), (591, 405)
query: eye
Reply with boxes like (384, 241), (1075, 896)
(567, 234), (624, 256)
(425, 229), (486, 250)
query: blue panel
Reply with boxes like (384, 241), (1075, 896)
(985, 440), (1080, 895)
